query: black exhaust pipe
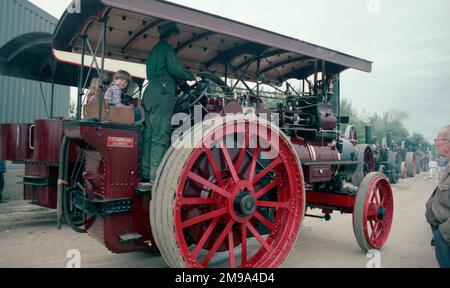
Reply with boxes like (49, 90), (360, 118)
(365, 125), (373, 144)
(387, 130), (393, 149)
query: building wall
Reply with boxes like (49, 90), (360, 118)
(0, 0), (70, 124)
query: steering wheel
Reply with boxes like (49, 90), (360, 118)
(175, 72), (231, 113)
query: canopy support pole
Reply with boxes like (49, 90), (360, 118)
(256, 56), (261, 111)
(224, 64), (228, 86)
(322, 60), (326, 101)
(50, 78), (55, 118)
(313, 60), (318, 97)
(98, 17), (108, 122)
(336, 74), (341, 143)
(50, 58), (56, 119)
(77, 35), (86, 120)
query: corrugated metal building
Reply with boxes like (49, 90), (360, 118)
(0, 0), (70, 124)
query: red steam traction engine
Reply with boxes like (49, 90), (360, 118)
(0, 0), (393, 268)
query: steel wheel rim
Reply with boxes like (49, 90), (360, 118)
(173, 120), (304, 268)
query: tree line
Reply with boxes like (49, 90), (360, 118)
(340, 98), (434, 154)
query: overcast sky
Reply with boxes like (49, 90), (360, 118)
(29, 0), (449, 141)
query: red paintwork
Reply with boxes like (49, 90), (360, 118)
(65, 123), (156, 253)
(23, 163), (59, 209)
(355, 175), (393, 249)
(0, 123), (34, 161)
(222, 100), (244, 114)
(33, 119), (66, 163)
(306, 191), (355, 213)
(173, 120), (304, 268)
(0, 120), (79, 209)
(317, 104), (338, 130)
(290, 137), (340, 183)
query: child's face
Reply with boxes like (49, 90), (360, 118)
(115, 78), (129, 89)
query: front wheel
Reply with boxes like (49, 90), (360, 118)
(150, 115), (305, 268)
(353, 172), (394, 252)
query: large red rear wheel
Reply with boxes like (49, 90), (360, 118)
(353, 172), (394, 252)
(150, 116), (305, 268)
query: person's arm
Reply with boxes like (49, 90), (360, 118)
(103, 88), (112, 104)
(439, 177), (450, 242)
(440, 219), (450, 242)
(166, 48), (195, 81)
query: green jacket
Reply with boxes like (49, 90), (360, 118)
(143, 39), (195, 110)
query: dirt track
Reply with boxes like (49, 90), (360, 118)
(0, 172), (440, 268)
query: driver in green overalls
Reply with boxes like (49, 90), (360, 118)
(141, 22), (195, 186)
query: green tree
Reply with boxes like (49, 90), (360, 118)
(409, 133), (432, 152)
(341, 99), (411, 146)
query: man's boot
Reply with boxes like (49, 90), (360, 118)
(136, 179), (154, 195)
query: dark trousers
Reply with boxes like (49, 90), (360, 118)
(432, 227), (450, 268)
(0, 173), (4, 201)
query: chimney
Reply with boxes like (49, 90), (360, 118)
(365, 125), (373, 144)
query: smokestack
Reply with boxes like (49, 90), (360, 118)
(387, 130), (393, 149)
(365, 125), (372, 144)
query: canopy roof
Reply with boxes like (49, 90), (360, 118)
(53, 0), (372, 85)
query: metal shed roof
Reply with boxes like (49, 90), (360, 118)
(0, 32), (145, 87)
(0, 32), (81, 86)
(54, 0), (372, 84)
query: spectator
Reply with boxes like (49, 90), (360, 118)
(0, 160), (6, 203)
(426, 125), (450, 268)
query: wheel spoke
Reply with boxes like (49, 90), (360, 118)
(241, 224), (247, 266)
(374, 188), (381, 204)
(253, 158), (282, 185)
(181, 197), (218, 206)
(219, 140), (240, 183)
(257, 200), (289, 209)
(248, 148), (260, 184)
(367, 203), (377, 219)
(202, 220), (234, 267)
(375, 221), (384, 237)
(381, 195), (386, 206)
(255, 180), (279, 199)
(234, 127), (249, 173)
(253, 211), (274, 231)
(228, 229), (236, 268)
(181, 207), (227, 229)
(371, 189), (381, 206)
(247, 222), (273, 253)
(188, 172), (231, 198)
(369, 220), (375, 231)
(204, 149), (225, 186)
(191, 217), (220, 258)
(370, 188), (379, 204)
(380, 190), (387, 206)
(371, 223), (380, 240)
